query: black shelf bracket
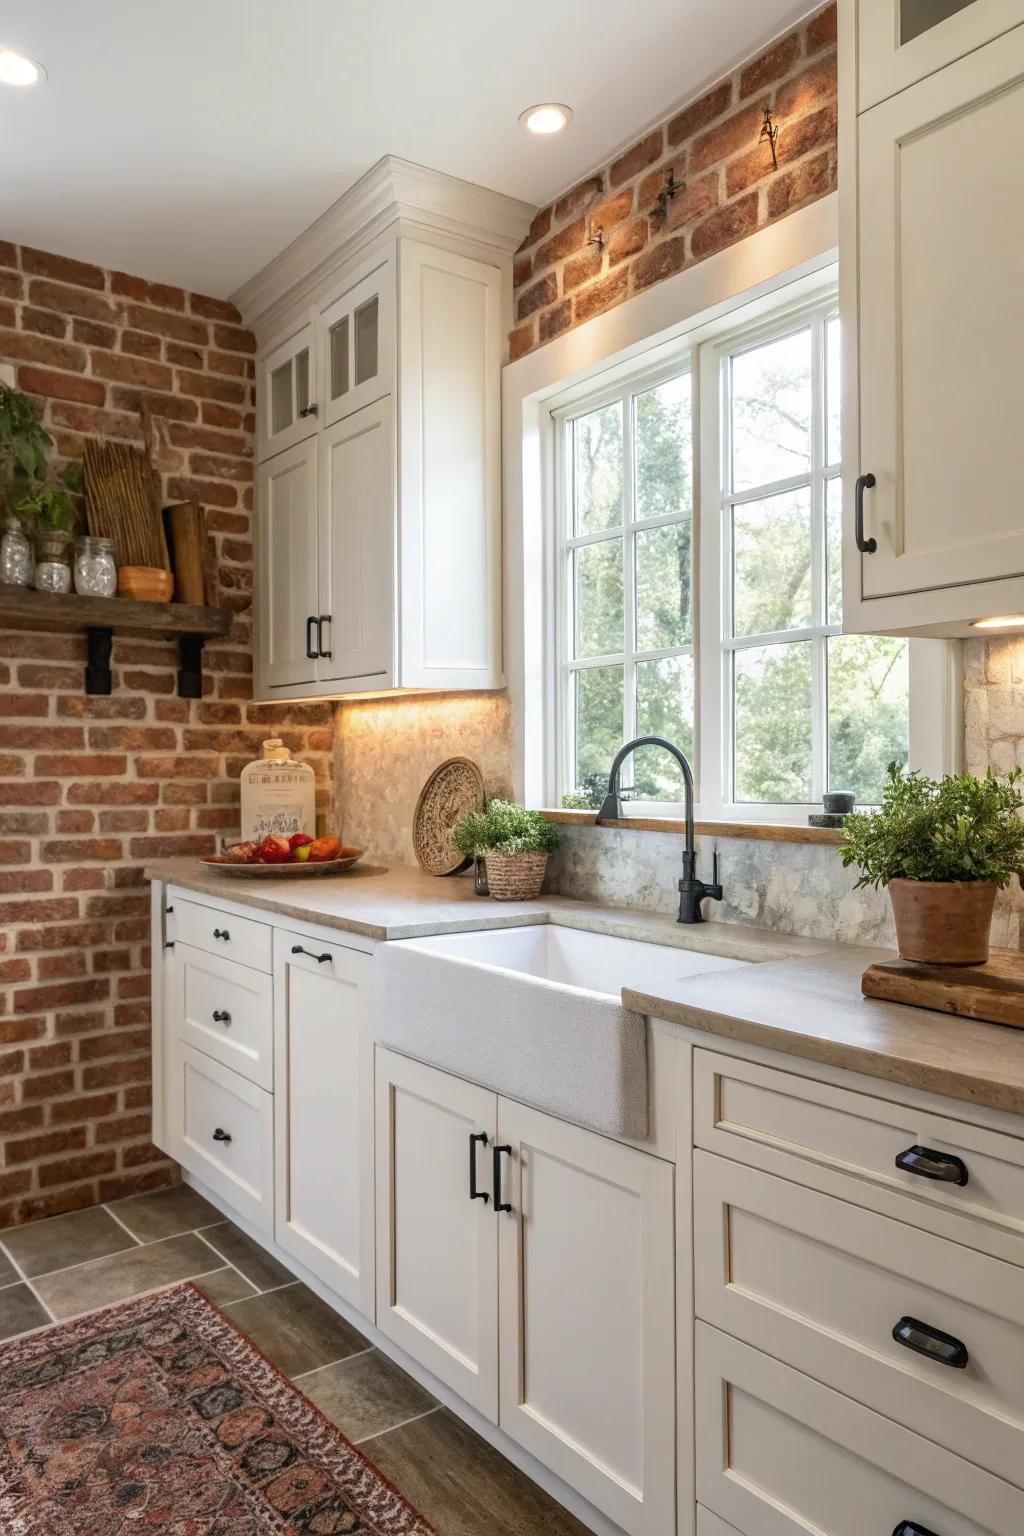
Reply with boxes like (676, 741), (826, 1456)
(178, 634), (205, 698)
(85, 627), (114, 695)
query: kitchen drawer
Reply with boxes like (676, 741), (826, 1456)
(168, 1042), (273, 1236)
(174, 943), (273, 1091)
(694, 1149), (1024, 1488)
(695, 1322), (1023, 1536)
(169, 895), (272, 973)
(693, 1049), (1024, 1262)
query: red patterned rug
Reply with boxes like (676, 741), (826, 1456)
(0, 1281), (435, 1534)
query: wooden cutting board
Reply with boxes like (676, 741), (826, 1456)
(863, 947), (1024, 1028)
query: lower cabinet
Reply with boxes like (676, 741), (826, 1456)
(273, 932), (375, 1317)
(166, 1040), (275, 1236)
(375, 1047), (676, 1536)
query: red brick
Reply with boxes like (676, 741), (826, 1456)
(49, 400), (143, 441)
(0, 839), (30, 864)
(740, 32), (801, 97)
(690, 192), (760, 259)
(562, 247), (604, 293)
(51, 1092), (118, 1123)
(38, 1151), (117, 1188)
(513, 253), (532, 288)
(767, 149), (836, 219)
(538, 301), (573, 344)
(27, 278), (119, 324)
(775, 53), (837, 119)
(72, 317), (117, 349)
(553, 176), (605, 224)
(35, 754), (127, 777)
(121, 328), (162, 358)
(668, 81), (733, 147)
(632, 236), (687, 292)
(6, 1128), (87, 1165)
(174, 369), (247, 405)
(607, 217), (649, 267)
(212, 322), (255, 354)
(90, 351), (174, 391)
(0, 693), (48, 717)
(15, 977), (109, 1013)
(98, 1166), (176, 1203)
(22, 306), (67, 339)
(534, 220), (586, 272)
(610, 130), (664, 188)
(125, 302), (207, 346)
(588, 189), (634, 233)
(0, 897), (78, 924)
(0, 329), (87, 372)
(691, 104), (765, 173)
(21, 247), (106, 290)
(190, 292), (242, 323)
(111, 271), (186, 309)
(516, 274), (558, 322)
(573, 267), (629, 325)
(664, 171), (721, 231)
(519, 206), (552, 250)
(37, 952), (88, 979)
(0, 781), (60, 805)
(806, 3), (837, 52)
(40, 838), (122, 863)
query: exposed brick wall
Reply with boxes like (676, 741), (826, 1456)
(510, 2), (837, 358)
(0, 244), (332, 1227)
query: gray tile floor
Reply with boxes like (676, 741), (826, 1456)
(0, 1187), (589, 1536)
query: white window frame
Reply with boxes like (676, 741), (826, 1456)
(554, 357), (695, 817)
(548, 275), (958, 822)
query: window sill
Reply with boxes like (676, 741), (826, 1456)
(540, 809), (844, 846)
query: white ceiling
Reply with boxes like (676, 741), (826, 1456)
(2, 0), (812, 301)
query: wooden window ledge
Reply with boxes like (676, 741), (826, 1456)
(540, 808), (844, 846)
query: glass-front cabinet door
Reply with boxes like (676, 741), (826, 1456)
(257, 314), (317, 462)
(318, 252), (394, 429)
(857, 0), (1024, 110)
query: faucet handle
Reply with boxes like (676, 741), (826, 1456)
(712, 849), (720, 886)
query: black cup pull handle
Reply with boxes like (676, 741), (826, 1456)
(306, 615), (319, 660)
(893, 1524), (940, 1536)
(492, 1144), (513, 1214)
(895, 1144), (969, 1187)
(212, 1127), (232, 1144)
(893, 1316), (968, 1370)
(855, 472), (877, 553)
(469, 1131), (489, 1203)
(212, 1010), (232, 1025)
(213, 928), (230, 942)
(317, 614), (333, 661)
(290, 945), (332, 964)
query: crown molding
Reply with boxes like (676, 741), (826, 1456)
(233, 155), (535, 334)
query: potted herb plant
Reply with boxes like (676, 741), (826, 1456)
(840, 763), (1024, 965)
(452, 799), (560, 900)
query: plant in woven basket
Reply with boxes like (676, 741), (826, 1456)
(453, 800), (560, 900)
(839, 762), (1024, 965)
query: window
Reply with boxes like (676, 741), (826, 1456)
(708, 300), (909, 811)
(557, 368), (695, 804)
(553, 285), (916, 818)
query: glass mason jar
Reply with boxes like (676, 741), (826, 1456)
(0, 518), (33, 586)
(33, 528), (73, 594)
(74, 535), (117, 597)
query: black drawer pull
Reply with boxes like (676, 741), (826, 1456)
(855, 471), (877, 553)
(893, 1524), (939, 1536)
(893, 1316), (968, 1370)
(164, 941), (175, 950)
(213, 928), (230, 942)
(317, 614), (332, 661)
(306, 615), (319, 660)
(469, 1131), (489, 1203)
(895, 1144), (968, 1187)
(212, 1010), (232, 1025)
(212, 1127), (232, 1144)
(291, 945), (332, 964)
(492, 1144), (513, 1214)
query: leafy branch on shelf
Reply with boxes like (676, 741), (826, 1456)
(0, 383), (83, 532)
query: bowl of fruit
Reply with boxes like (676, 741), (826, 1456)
(201, 833), (364, 877)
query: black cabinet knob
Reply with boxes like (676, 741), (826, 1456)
(213, 928), (230, 941)
(212, 1127), (232, 1144)
(298, 403), (318, 418)
(895, 1145), (968, 1187)
(212, 1010), (232, 1025)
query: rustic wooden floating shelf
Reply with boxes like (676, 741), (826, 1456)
(0, 585), (233, 697)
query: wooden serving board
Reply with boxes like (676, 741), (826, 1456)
(863, 947), (1024, 1029)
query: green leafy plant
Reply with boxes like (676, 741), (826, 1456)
(0, 384), (51, 507)
(453, 800), (561, 858)
(11, 460), (83, 532)
(839, 763), (1024, 890)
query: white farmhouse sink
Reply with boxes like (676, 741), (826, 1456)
(373, 923), (747, 1139)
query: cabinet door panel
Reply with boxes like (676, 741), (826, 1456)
(855, 28), (1024, 602)
(256, 437), (318, 691)
(497, 1098), (675, 1536)
(858, 0), (1024, 110)
(320, 257), (394, 427)
(258, 317), (317, 460)
(173, 943), (273, 1091)
(274, 934), (374, 1317)
(168, 1041), (274, 1236)
(375, 1050), (498, 1419)
(317, 397), (394, 688)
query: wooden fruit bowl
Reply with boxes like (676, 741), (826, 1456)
(118, 566), (174, 602)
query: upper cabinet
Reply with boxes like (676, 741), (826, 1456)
(857, 0), (1024, 108)
(240, 157), (533, 700)
(840, 5), (1024, 636)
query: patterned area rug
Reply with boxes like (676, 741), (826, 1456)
(0, 1282), (435, 1534)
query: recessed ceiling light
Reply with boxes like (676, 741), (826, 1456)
(970, 615), (1024, 630)
(519, 103), (573, 136)
(0, 48), (45, 87)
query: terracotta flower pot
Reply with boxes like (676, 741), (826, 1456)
(484, 852), (548, 901)
(888, 877), (997, 966)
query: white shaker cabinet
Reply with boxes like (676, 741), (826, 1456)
(841, 8), (1024, 635)
(246, 158), (530, 700)
(857, 0), (1024, 109)
(273, 932), (375, 1317)
(255, 438), (319, 691)
(374, 1049), (500, 1418)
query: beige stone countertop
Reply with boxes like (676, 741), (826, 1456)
(144, 856), (837, 960)
(625, 944), (1024, 1119)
